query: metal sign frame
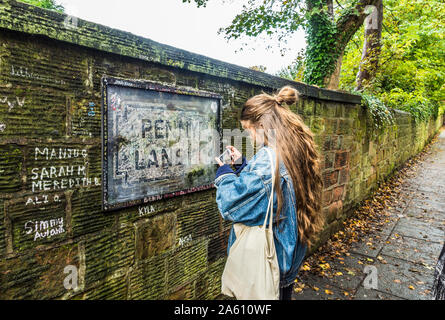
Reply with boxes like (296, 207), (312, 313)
(101, 76), (222, 212)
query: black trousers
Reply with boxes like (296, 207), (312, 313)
(279, 283), (294, 300)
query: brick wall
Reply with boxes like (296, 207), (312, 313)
(0, 0), (442, 299)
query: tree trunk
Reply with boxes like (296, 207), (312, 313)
(303, 0), (338, 87)
(327, 0), (334, 19)
(324, 51), (344, 90)
(356, 0), (383, 90)
(305, 0), (382, 89)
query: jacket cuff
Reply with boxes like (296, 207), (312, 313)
(233, 156), (247, 174)
(214, 164), (236, 185)
(215, 164), (235, 179)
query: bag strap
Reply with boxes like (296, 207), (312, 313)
(263, 146), (275, 231)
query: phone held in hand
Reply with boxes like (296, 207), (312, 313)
(218, 148), (232, 165)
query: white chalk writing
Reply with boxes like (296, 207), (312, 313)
(31, 173), (100, 192)
(0, 95), (25, 112)
(30, 147), (99, 193)
(24, 217), (65, 241)
(11, 65), (66, 85)
(364, 265), (378, 289)
(138, 204), (156, 217)
(25, 194), (62, 206)
(34, 147), (87, 160)
(178, 234), (192, 247)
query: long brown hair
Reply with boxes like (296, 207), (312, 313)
(240, 86), (324, 248)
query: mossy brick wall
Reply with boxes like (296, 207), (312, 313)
(0, 0), (443, 299)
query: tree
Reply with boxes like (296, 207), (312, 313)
(340, 0), (445, 122)
(18, 0), (64, 12)
(355, 0), (383, 90)
(183, 0), (381, 89)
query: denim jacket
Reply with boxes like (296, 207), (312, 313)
(214, 145), (307, 288)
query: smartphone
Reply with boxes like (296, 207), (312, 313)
(218, 148), (232, 165)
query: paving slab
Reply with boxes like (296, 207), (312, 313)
(373, 217), (399, 236)
(350, 236), (387, 258)
(354, 287), (405, 300)
(414, 177), (445, 195)
(410, 190), (445, 205)
(323, 254), (371, 291)
(293, 275), (348, 300)
(393, 218), (444, 243)
(380, 235), (443, 266)
(404, 206), (445, 223)
(363, 254), (435, 300)
(411, 198), (445, 214)
(417, 184), (445, 194)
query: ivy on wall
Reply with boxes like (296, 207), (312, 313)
(351, 89), (395, 131)
(303, 0), (340, 87)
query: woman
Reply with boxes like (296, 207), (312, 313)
(214, 86), (324, 300)
(432, 243), (445, 300)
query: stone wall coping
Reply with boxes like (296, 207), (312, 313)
(0, 0), (362, 105)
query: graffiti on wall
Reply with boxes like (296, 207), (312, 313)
(24, 217), (65, 241)
(102, 78), (222, 211)
(0, 95), (25, 112)
(25, 147), (100, 206)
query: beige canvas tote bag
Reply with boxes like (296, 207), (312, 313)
(221, 147), (280, 300)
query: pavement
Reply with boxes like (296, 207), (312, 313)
(293, 126), (445, 300)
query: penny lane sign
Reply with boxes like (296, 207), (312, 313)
(102, 77), (222, 211)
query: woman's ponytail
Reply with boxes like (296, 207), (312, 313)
(274, 86), (299, 107)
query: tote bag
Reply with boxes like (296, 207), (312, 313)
(221, 147), (280, 300)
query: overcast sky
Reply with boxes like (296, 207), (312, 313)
(58, 0), (306, 75)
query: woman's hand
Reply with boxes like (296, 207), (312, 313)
(215, 145), (242, 167)
(215, 156), (224, 167)
(226, 145), (242, 165)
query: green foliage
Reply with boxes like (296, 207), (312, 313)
(275, 48), (305, 81)
(351, 89), (395, 130)
(18, 0), (64, 12)
(340, 0), (444, 123)
(380, 89), (439, 123)
(182, 0), (209, 8)
(216, 0), (306, 46)
(303, 0), (339, 86)
(183, 0), (375, 87)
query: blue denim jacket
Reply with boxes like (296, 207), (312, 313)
(214, 145), (307, 288)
